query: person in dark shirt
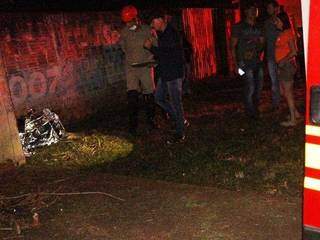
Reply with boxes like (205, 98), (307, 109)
(231, 2), (264, 119)
(264, 0), (281, 110)
(144, 12), (186, 144)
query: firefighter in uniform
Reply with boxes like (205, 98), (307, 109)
(120, 5), (157, 135)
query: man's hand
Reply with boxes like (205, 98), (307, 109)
(278, 59), (286, 68)
(151, 29), (158, 38)
(144, 38), (153, 49)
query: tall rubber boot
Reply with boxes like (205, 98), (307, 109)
(127, 90), (140, 135)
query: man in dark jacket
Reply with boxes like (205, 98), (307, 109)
(144, 12), (186, 144)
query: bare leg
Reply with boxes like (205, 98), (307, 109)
(281, 80), (299, 126)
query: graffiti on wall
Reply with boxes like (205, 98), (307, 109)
(9, 62), (75, 106)
(7, 51), (125, 118)
(0, 12), (126, 120)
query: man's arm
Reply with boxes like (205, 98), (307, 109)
(119, 29), (126, 53)
(145, 30), (181, 59)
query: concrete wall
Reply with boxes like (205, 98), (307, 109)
(0, 12), (126, 122)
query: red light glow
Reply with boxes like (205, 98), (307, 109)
(182, 8), (217, 80)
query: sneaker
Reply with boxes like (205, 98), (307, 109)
(162, 112), (170, 121)
(280, 120), (297, 127)
(184, 119), (190, 128)
(169, 120), (190, 133)
(166, 135), (186, 145)
(286, 111), (302, 121)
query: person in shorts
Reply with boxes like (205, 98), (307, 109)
(275, 12), (301, 126)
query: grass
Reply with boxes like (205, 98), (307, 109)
(28, 133), (134, 169)
(25, 79), (305, 196)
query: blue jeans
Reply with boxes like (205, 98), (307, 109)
(242, 64), (264, 117)
(155, 78), (185, 137)
(267, 59), (280, 108)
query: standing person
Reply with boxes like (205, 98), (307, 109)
(264, 0), (281, 111)
(231, 2), (264, 119)
(120, 5), (157, 136)
(274, 12), (301, 126)
(144, 11), (186, 144)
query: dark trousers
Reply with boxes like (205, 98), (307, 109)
(127, 90), (156, 132)
(155, 78), (185, 137)
(242, 64), (264, 117)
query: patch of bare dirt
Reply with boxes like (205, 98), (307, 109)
(1, 173), (301, 240)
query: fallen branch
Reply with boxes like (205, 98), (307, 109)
(2, 236), (24, 240)
(0, 192), (125, 202)
(0, 227), (13, 231)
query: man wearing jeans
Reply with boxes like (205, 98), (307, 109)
(231, 2), (264, 119)
(144, 12), (186, 144)
(264, 0), (281, 110)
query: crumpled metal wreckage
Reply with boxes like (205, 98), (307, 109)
(19, 108), (66, 156)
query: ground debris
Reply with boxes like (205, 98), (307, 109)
(0, 188), (124, 236)
(19, 108), (66, 156)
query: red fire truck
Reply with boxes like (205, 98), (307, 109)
(302, 0), (320, 239)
